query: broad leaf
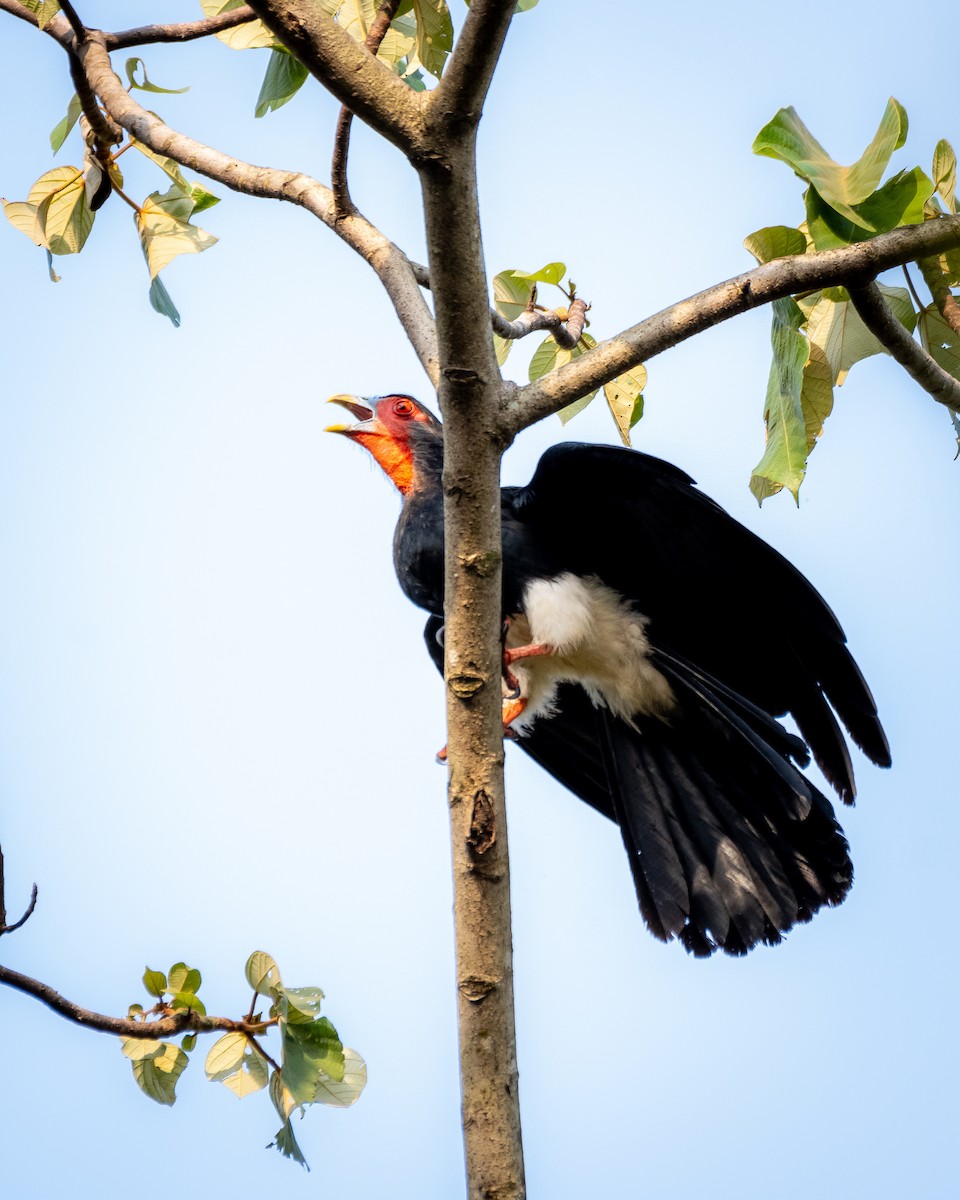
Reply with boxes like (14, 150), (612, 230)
(409, 0), (453, 79)
(199, 0), (281, 49)
(933, 139), (957, 214)
(282, 1017), (345, 1103)
(270, 1117), (309, 1169)
(121, 1038), (188, 1106)
(7, 166), (95, 256)
(743, 225), (806, 265)
(493, 270), (534, 320)
(750, 297), (808, 503)
(805, 167), (933, 250)
(280, 986), (325, 1024)
(312, 1046), (367, 1108)
(18, 0), (61, 28)
(798, 285), (916, 384)
(205, 1032), (247, 1080)
(167, 963), (201, 994)
(137, 190), (218, 279)
(246, 950), (282, 996)
(753, 98), (908, 227)
(142, 967), (167, 998)
(528, 332), (599, 423)
(255, 48), (309, 117)
(50, 93), (81, 154)
(512, 261), (567, 286)
(603, 364), (647, 446)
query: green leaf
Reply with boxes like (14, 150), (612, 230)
(280, 986), (325, 1024)
(45, 249), (61, 282)
(121, 1038), (188, 1106)
(270, 1117), (310, 1169)
(199, 0), (281, 49)
(127, 1003), (144, 1019)
(743, 225), (806, 266)
(753, 98), (908, 228)
(50, 93), (82, 154)
(282, 1017), (345, 1104)
(246, 951), (282, 997)
(255, 48), (309, 117)
(750, 297), (808, 503)
(148, 275), (181, 327)
(602, 364), (647, 446)
(528, 332), (599, 424)
(805, 166), (933, 250)
(125, 57), (189, 94)
(799, 342), (835, 456)
(167, 963), (202, 994)
(512, 261), (567, 287)
(142, 967), (167, 998)
(492, 270), (534, 321)
(493, 333), (512, 366)
(136, 190), (218, 279)
(409, 0), (453, 79)
(19, 0), (61, 29)
(170, 991), (207, 1015)
(312, 1046), (367, 1108)
(918, 304), (960, 380)
(268, 1070), (310, 1169)
(933, 139), (957, 214)
(798, 284), (917, 384)
(181, 1033), (197, 1053)
(378, 11), (417, 67)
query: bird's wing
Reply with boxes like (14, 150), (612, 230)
(506, 442), (891, 801)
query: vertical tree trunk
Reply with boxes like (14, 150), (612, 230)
(418, 132), (526, 1200)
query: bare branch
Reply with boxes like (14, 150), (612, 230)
(0, 963), (270, 1040)
(848, 281), (960, 413)
(57, 0), (85, 40)
(492, 297), (588, 350)
(0, 0), (42, 28)
(431, 0), (515, 130)
(244, 0), (427, 159)
(332, 0), (403, 217)
(104, 8), (257, 50)
(500, 216), (960, 438)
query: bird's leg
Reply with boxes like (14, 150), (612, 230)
(504, 642), (555, 664)
(501, 616), (521, 698)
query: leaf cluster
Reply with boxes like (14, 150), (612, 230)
(493, 263), (646, 445)
(122, 952), (365, 1169)
(746, 100), (959, 499)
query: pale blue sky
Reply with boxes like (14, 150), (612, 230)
(0, 3), (957, 1197)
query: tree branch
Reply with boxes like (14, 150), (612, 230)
(431, 0), (515, 130)
(244, 0), (427, 159)
(500, 215), (960, 438)
(848, 281), (960, 413)
(0, 963), (270, 1040)
(68, 36), (437, 384)
(493, 297), (588, 350)
(104, 8), (258, 50)
(331, 0), (403, 218)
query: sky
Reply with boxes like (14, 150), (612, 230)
(0, 2), (957, 1198)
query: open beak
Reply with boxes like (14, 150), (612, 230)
(325, 394), (375, 434)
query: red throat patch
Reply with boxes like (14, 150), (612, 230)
(352, 430), (416, 494)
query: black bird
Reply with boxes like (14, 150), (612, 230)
(328, 392), (891, 956)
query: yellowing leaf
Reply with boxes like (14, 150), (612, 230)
(918, 304), (960, 380)
(136, 193), (218, 279)
(799, 284), (916, 385)
(121, 1038), (188, 1106)
(4, 167), (94, 255)
(603, 365), (647, 446)
(199, 0), (281, 49)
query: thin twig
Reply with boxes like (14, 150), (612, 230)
(104, 8), (256, 49)
(57, 0), (85, 40)
(331, 0), (402, 217)
(848, 281), (960, 413)
(0, 846), (38, 936)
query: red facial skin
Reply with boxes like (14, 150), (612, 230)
(332, 395), (434, 495)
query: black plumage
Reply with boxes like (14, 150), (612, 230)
(331, 394), (891, 956)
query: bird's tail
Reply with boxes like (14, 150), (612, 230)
(601, 650), (853, 956)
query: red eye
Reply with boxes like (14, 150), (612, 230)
(392, 398), (415, 418)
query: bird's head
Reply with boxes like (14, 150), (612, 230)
(326, 393), (441, 494)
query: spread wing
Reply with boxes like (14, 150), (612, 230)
(505, 442), (891, 802)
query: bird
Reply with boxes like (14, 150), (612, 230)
(327, 392), (891, 956)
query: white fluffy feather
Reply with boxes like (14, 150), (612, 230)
(505, 573), (674, 733)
